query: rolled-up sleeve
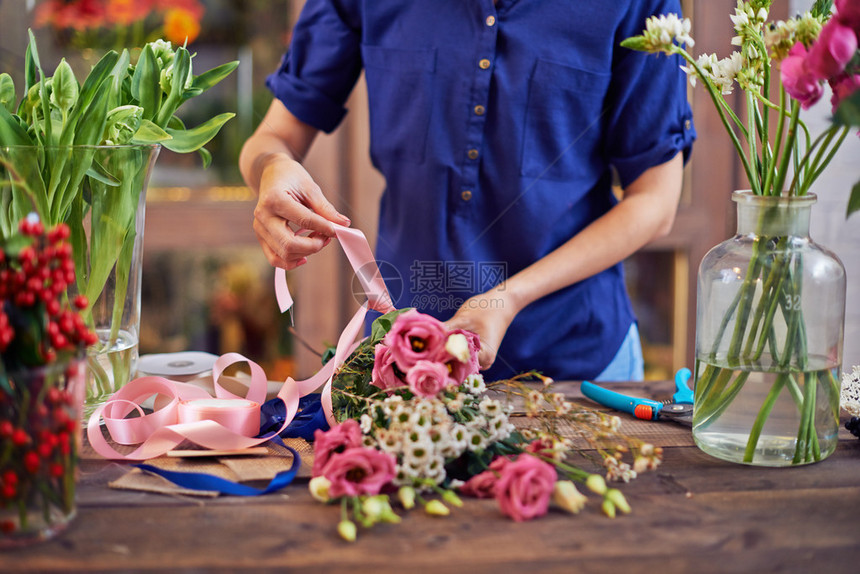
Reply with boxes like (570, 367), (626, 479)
(266, 0), (362, 133)
(604, 0), (696, 188)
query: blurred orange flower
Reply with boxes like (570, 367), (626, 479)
(164, 8), (201, 46)
(105, 0), (154, 26)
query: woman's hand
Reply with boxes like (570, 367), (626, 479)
(445, 288), (520, 370)
(252, 153), (350, 269)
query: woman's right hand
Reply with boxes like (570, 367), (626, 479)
(253, 153), (351, 269)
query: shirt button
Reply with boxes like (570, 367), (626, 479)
(468, 148), (479, 160)
(479, 58), (491, 70)
(461, 190), (473, 201)
(685, 119), (692, 130)
(486, 15), (496, 27)
(474, 105), (486, 116)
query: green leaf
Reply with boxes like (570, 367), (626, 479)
(23, 40), (36, 95)
(0, 74), (15, 111)
(847, 180), (860, 219)
(811, 0), (833, 19)
(833, 91), (860, 127)
(132, 44), (161, 121)
(0, 104), (34, 146)
(50, 59), (79, 115)
(197, 146), (212, 168)
(161, 112), (235, 153)
(73, 81), (111, 146)
(86, 159), (121, 187)
(155, 47), (191, 127)
(191, 61), (239, 92)
(131, 119), (172, 144)
(27, 30), (52, 147)
(369, 308), (414, 344)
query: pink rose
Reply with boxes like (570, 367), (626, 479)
(405, 359), (450, 398)
(806, 19), (857, 80)
(830, 72), (860, 112)
(459, 456), (511, 498)
(444, 329), (481, 385)
(382, 309), (448, 371)
(322, 447), (396, 498)
(836, 0), (860, 36)
(494, 454), (558, 522)
(782, 43), (824, 109)
(312, 419), (363, 477)
(371, 344), (403, 393)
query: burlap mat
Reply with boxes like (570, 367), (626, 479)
(105, 439), (314, 498)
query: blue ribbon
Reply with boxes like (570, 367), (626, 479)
(260, 393), (330, 441)
(134, 442), (302, 496)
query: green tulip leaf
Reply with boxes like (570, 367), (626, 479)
(161, 112), (235, 153)
(0, 74), (15, 111)
(132, 44), (161, 121)
(191, 61), (239, 93)
(197, 146), (212, 169)
(131, 119), (172, 144)
(847, 180), (860, 219)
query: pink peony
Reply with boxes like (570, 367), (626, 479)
(322, 447), (396, 498)
(782, 43), (824, 109)
(405, 359), (451, 398)
(494, 454), (558, 522)
(835, 0), (860, 36)
(444, 329), (481, 385)
(806, 19), (858, 80)
(312, 419), (363, 477)
(382, 309), (448, 371)
(371, 344), (403, 393)
(459, 456), (511, 498)
(830, 72), (860, 112)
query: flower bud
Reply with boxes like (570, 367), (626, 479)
(605, 489), (631, 514)
(424, 499), (450, 516)
(337, 520), (357, 542)
(308, 476), (331, 503)
(362, 496), (385, 521)
(398, 486), (416, 510)
(585, 474), (607, 495)
(445, 333), (471, 363)
(601, 498), (616, 519)
(552, 480), (587, 515)
(441, 489), (464, 508)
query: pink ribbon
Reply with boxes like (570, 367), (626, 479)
(88, 225), (393, 459)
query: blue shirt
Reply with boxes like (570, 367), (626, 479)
(267, 0), (695, 380)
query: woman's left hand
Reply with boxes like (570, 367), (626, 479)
(445, 288), (519, 371)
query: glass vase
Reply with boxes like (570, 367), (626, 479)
(0, 145), (160, 419)
(0, 357), (86, 547)
(693, 191), (846, 466)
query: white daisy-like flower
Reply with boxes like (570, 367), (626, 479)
(465, 427), (488, 451)
(359, 413), (373, 434)
(840, 365), (860, 417)
(375, 428), (401, 454)
(465, 373), (486, 395)
(479, 397), (502, 417)
(403, 442), (433, 467)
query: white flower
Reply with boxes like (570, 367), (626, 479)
(478, 397), (502, 417)
(360, 413), (373, 434)
(642, 13), (695, 53)
(840, 365), (860, 417)
(445, 333), (471, 363)
(375, 428), (401, 454)
(464, 373), (486, 395)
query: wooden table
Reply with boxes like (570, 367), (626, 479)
(3, 380), (860, 573)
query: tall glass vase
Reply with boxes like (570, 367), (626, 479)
(0, 145), (160, 418)
(693, 191), (846, 466)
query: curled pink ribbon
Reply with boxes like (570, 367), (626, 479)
(88, 225), (393, 459)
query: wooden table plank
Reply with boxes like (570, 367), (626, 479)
(3, 381), (860, 573)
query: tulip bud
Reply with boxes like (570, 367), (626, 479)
(585, 474), (607, 495)
(424, 499), (450, 516)
(601, 498), (616, 519)
(552, 480), (587, 515)
(308, 476), (331, 503)
(398, 486), (416, 510)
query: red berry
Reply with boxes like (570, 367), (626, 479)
(11, 428), (29, 446)
(49, 463), (64, 478)
(46, 299), (61, 316)
(1, 484), (16, 499)
(73, 295), (88, 309)
(23, 451), (39, 474)
(2, 470), (18, 486)
(38, 442), (53, 458)
(0, 420), (12, 437)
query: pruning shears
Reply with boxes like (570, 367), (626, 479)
(580, 368), (694, 425)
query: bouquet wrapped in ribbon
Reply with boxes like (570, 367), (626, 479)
(309, 308), (663, 541)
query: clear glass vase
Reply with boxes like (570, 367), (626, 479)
(0, 145), (160, 419)
(693, 191), (846, 466)
(0, 358), (86, 547)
